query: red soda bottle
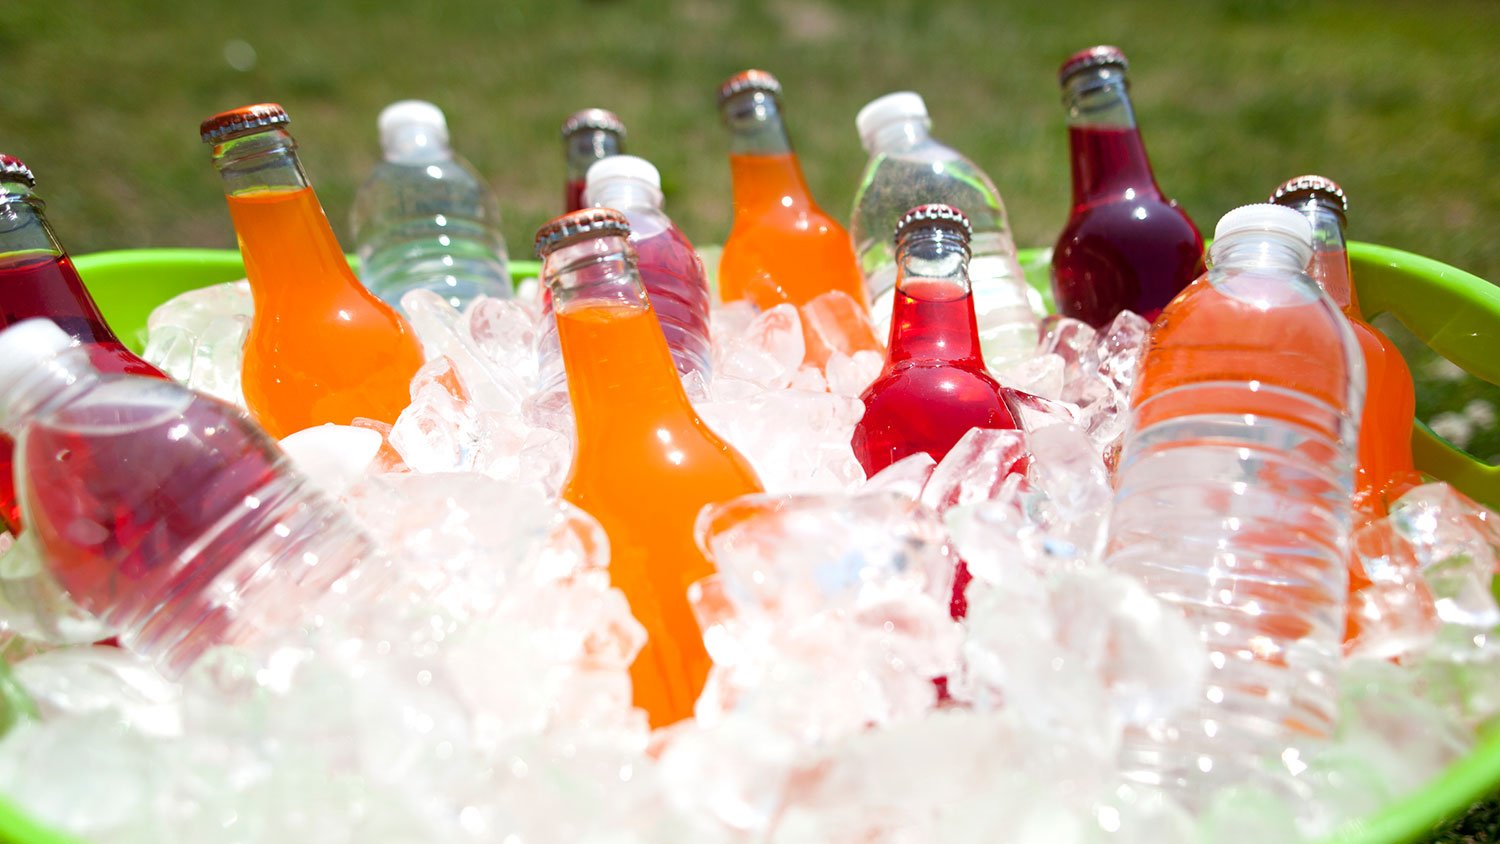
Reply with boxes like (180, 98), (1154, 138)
(0, 155), (165, 534)
(561, 109), (625, 213)
(1051, 46), (1205, 327)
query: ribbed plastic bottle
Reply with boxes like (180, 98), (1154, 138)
(561, 109), (626, 213)
(585, 155), (713, 379)
(350, 100), (512, 312)
(0, 318), (386, 676)
(1104, 204), (1364, 803)
(0, 155), (166, 535)
(1051, 46), (1204, 328)
(536, 208), (763, 727)
(850, 92), (1038, 367)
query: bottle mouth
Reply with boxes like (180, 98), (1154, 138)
(200, 103), (290, 144)
(534, 208), (632, 258)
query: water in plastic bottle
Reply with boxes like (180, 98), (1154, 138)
(850, 92), (1038, 368)
(350, 100), (511, 312)
(536, 209), (763, 727)
(0, 319), (385, 675)
(1051, 47), (1204, 328)
(201, 104), (425, 439)
(716, 70), (869, 313)
(561, 109), (626, 213)
(0, 155), (166, 534)
(1105, 204), (1363, 803)
(585, 155), (712, 379)
(852, 205), (1022, 477)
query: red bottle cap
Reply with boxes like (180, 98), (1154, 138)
(199, 103), (291, 144)
(561, 108), (627, 140)
(717, 69), (782, 107)
(0, 154), (35, 187)
(1270, 174), (1348, 222)
(895, 203), (972, 242)
(1058, 46), (1129, 86)
(534, 208), (631, 257)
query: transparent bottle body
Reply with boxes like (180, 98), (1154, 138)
(850, 135), (1038, 367)
(352, 155), (511, 312)
(1104, 241), (1363, 804)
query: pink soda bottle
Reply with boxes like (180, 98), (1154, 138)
(561, 109), (625, 213)
(0, 319), (386, 675)
(1051, 46), (1205, 327)
(852, 204), (1023, 477)
(584, 154), (712, 379)
(0, 155), (166, 535)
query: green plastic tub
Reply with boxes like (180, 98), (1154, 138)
(0, 244), (1496, 844)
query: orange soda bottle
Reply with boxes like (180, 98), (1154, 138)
(716, 70), (869, 315)
(201, 104), (424, 439)
(534, 208), (764, 727)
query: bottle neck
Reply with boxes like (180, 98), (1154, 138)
(588, 179), (664, 213)
(865, 116), (931, 154)
(721, 90), (795, 156)
(721, 91), (811, 213)
(0, 181), (65, 260)
(1207, 233), (1313, 276)
(0, 181), (124, 345)
(1062, 69), (1158, 204)
(1286, 199), (1356, 313)
(565, 129), (624, 181)
(0, 346), (100, 439)
(887, 228), (983, 365)
(210, 128), (311, 196)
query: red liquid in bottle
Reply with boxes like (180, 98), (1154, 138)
(565, 178), (587, 214)
(1052, 126), (1204, 328)
(852, 278), (1021, 476)
(629, 217), (713, 377)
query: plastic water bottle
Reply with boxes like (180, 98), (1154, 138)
(351, 100), (512, 312)
(0, 318), (388, 675)
(585, 155), (712, 379)
(1104, 204), (1364, 803)
(850, 92), (1038, 368)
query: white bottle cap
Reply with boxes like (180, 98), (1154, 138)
(1214, 203), (1314, 246)
(584, 155), (661, 206)
(0, 318), (72, 400)
(377, 99), (451, 161)
(855, 91), (930, 152)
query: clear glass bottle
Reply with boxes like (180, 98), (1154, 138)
(850, 92), (1038, 367)
(561, 108), (626, 213)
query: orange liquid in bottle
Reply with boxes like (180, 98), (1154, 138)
(719, 153), (869, 312)
(227, 187), (424, 438)
(557, 300), (762, 727)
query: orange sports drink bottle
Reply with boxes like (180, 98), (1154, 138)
(535, 208), (764, 727)
(716, 70), (869, 313)
(201, 103), (424, 439)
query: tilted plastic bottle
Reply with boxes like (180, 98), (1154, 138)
(586, 155), (713, 380)
(535, 208), (763, 727)
(1051, 46), (1205, 328)
(852, 204), (1022, 477)
(350, 100), (512, 312)
(561, 108), (626, 213)
(716, 69), (869, 312)
(0, 318), (387, 676)
(0, 155), (166, 535)
(850, 92), (1038, 367)
(201, 103), (425, 439)
(1104, 204), (1363, 803)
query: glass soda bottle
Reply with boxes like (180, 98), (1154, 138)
(0, 155), (166, 535)
(850, 91), (1039, 367)
(201, 103), (425, 440)
(852, 204), (1023, 477)
(1105, 204), (1363, 803)
(350, 99), (512, 312)
(717, 70), (869, 312)
(0, 318), (386, 675)
(1270, 175), (1418, 516)
(561, 108), (626, 213)
(585, 154), (713, 379)
(535, 208), (763, 727)
(1051, 46), (1205, 328)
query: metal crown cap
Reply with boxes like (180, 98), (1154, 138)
(0, 154), (35, 187)
(895, 203), (972, 242)
(1058, 45), (1129, 86)
(718, 69), (782, 106)
(561, 108), (627, 140)
(1270, 174), (1349, 218)
(200, 103), (290, 144)
(534, 208), (632, 257)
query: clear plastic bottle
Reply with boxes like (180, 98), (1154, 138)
(0, 318), (386, 676)
(350, 100), (511, 311)
(561, 108), (626, 213)
(585, 155), (712, 379)
(1104, 204), (1364, 803)
(850, 92), (1038, 367)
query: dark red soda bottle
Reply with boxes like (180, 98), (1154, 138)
(1051, 46), (1204, 328)
(561, 109), (625, 213)
(0, 154), (165, 534)
(852, 204), (1022, 477)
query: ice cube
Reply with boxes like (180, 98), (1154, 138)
(401, 288), (528, 414)
(994, 353), (1066, 402)
(1345, 518), (1439, 661)
(143, 279), (253, 408)
(278, 424), (383, 498)
(0, 530), (115, 646)
(823, 349), (883, 398)
(799, 290), (882, 368)
(1387, 483), (1500, 629)
(919, 427), (1029, 514)
(1092, 310), (1151, 394)
(863, 452), (937, 501)
(713, 303), (805, 389)
(12, 646), (181, 737)
(465, 295), (541, 387)
(694, 388), (865, 494)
